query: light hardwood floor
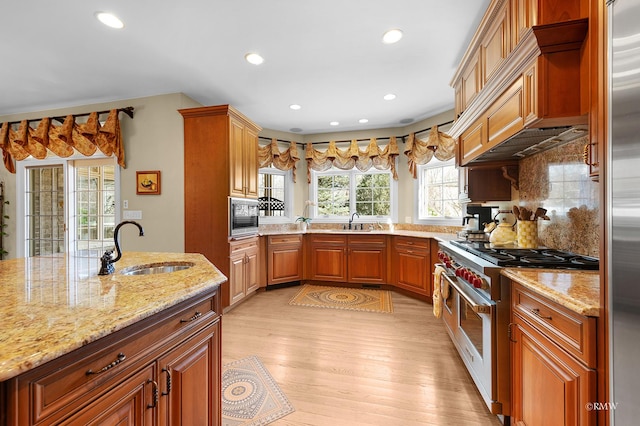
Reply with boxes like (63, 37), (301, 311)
(222, 285), (502, 426)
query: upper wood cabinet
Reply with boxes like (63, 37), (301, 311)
(180, 105), (262, 308)
(449, 0), (589, 166)
(229, 117), (259, 198)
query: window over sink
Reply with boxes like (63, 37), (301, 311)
(310, 167), (397, 223)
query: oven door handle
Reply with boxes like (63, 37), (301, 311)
(441, 273), (493, 314)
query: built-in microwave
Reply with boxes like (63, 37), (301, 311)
(229, 197), (259, 237)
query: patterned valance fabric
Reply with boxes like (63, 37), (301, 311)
(0, 109), (126, 173)
(304, 137), (400, 183)
(258, 139), (301, 182)
(404, 125), (456, 178)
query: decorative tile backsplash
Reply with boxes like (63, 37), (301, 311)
(518, 136), (599, 257)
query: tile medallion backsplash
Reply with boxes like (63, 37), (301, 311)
(518, 136), (599, 257)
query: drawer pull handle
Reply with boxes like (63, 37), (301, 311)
(180, 311), (202, 323)
(531, 308), (552, 320)
(508, 323), (517, 343)
(147, 379), (159, 408)
(86, 352), (126, 375)
(162, 368), (172, 396)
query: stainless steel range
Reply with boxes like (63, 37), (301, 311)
(435, 240), (599, 420)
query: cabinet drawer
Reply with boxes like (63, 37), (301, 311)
(308, 234), (347, 245)
(512, 283), (596, 367)
(268, 234), (302, 246)
(14, 295), (218, 425)
(230, 238), (259, 254)
(393, 236), (430, 251)
(348, 235), (387, 247)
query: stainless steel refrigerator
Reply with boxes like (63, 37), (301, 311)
(608, 0), (640, 423)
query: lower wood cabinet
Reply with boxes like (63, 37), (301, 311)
(3, 291), (221, 426)
(266, 234), (303, 285)
(307, 234), (388, 284)
(392, 236), (431, 295)
(229, 237), (259, 306)
(510, 282), (596, 426)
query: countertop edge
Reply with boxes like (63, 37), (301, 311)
(501, 268), (600, 317)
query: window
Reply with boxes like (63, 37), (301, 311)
(415, 158), (461, 224)
(258, 167), (293, 224)
(311, 168), (397, 221)
(17, 156), (119, 259)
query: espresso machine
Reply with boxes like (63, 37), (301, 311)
(460, 204), (497, 241)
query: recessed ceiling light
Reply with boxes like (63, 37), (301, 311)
(290, 128), (303, 133)
(359, 118), (369, 124)
(383, 93), (397, 101)
(382, 29), (403, 44)
(400, 118), (414, 124)
(330, 121), (340, 126)
(245, 53), (264, 65)
(95, 12), (124, 29)
(289, 104), (301, 110)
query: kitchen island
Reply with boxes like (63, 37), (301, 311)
(0, 252), (226, 425)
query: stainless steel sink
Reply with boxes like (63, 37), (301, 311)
(121, 262), (195, 276)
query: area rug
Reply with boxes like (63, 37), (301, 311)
(222, 356), (294, 426)
(288, 285), (393, 313)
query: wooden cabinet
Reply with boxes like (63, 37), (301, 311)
(449, 0), (589, 166)
(4, 291), (221, 426)
(459, 164), (515, 202)
(510, 282), (596, 426)
(347, 235), (388, 284)
(392, 236), (431, 296)
(307, 234), (388, 284)
(180, 105), (262, 308)
(308, 234), (348, 282)
(266, 234), (303, 285)
(229, 116), (259, 198)
(158, 324), (221, 426)
(229, 237), (259, 306)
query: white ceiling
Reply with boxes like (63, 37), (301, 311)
(0, 0), (490, 134)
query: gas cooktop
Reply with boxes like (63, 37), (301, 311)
(450, 240), (599, 270)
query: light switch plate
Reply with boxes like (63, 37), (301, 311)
(123, 210), (142, 220)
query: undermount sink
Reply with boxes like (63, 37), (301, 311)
(121, 261), (195, 276)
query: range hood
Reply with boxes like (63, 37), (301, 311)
(469, 125), (588, 164)
(449, 15), (590, 166)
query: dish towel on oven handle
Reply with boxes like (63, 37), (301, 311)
(432, 264), (446, 318)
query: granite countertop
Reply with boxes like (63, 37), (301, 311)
(501, 268), (600, 317)
(0, 252), (227, 382)
(259, 228), (458, 242)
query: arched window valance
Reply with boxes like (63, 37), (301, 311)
(404, 125), (456, 178)
(0, 108), (131, 173)
(258, 139), (301, 182)
(304, 137), (400, 183)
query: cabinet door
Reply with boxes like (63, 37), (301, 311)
(268, 245), (303, 284)
(229, 118), (246, 197)
(482, 1), (510, 84)
(158, 322), (221, 426)
(348, 246), (387, 284)
(229, 252), (246, 305)
(245, 247), (259, 294)
(62, 364), (155, 426)
(244, 126), (259, 198)
(511, 315), (596, 426)
(394, 249), (430, 294)
(310, 245), (347, 282)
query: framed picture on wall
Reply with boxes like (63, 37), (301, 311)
(136, 170), (161, 195)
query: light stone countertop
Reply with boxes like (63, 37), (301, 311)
(259, 228), (458, 242)
(0, 252), (226, 382)
(501, 268), (600, 317)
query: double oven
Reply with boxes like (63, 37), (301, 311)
(436, 240), (599, 419)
